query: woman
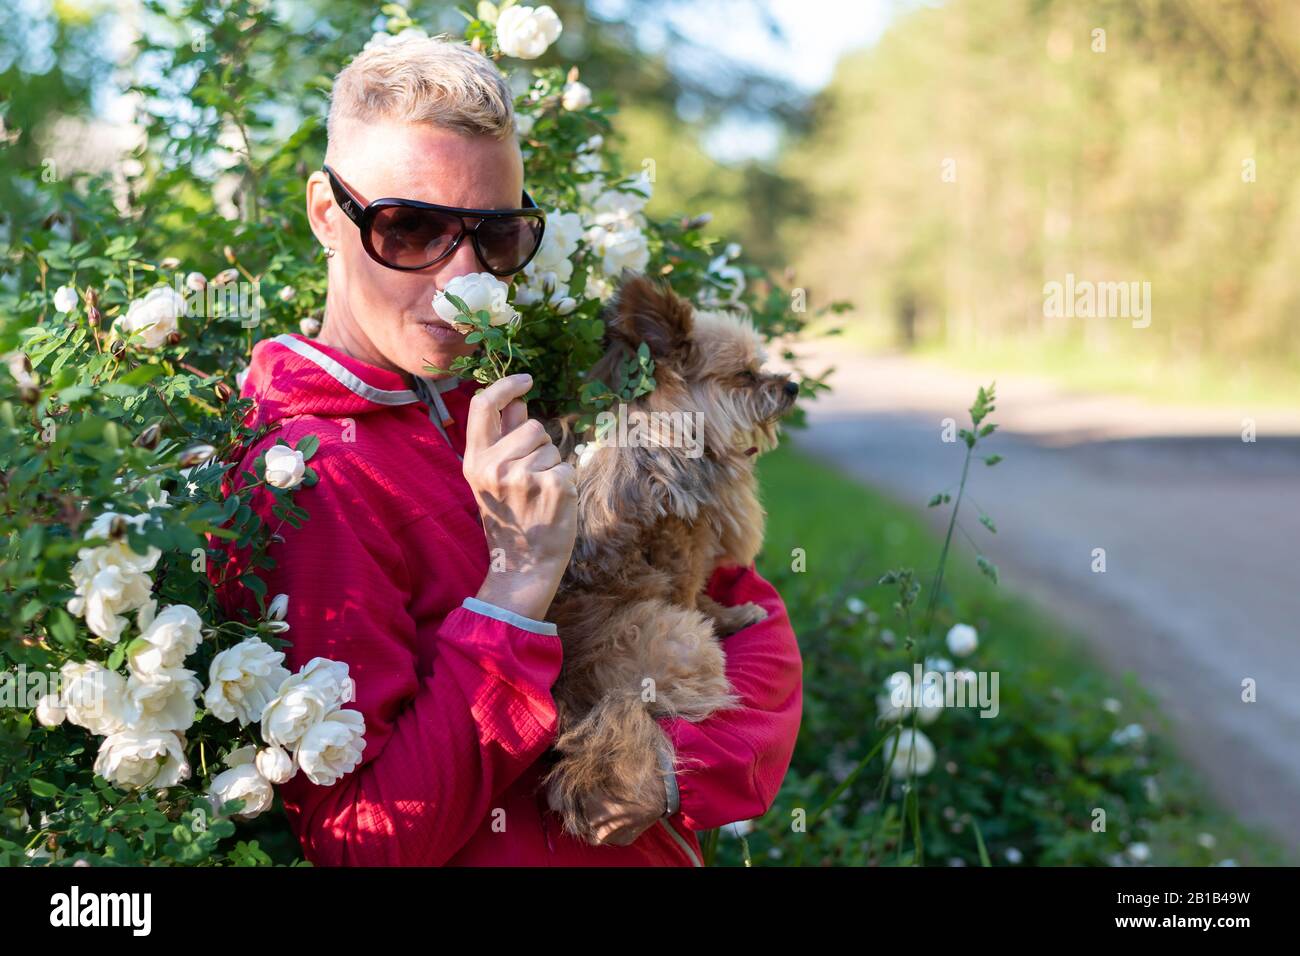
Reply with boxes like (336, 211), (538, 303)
(215, 35), (803, 866)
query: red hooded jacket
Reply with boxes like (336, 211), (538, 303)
(213, 332), (803, 866)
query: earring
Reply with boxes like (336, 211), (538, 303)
(323, 246), (336, 258)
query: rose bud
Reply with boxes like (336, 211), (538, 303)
(223, 245), (236, 264)
(134, 423), (162, 449)
(213, 381), (232, 403)
(185, 272), (207, 292)
(86, 306), (101, 328)
(166, 331), (182, 346)
(110, 339), (126, 358)
(178, 443), (217, 467)
(159, 256), (181, 270)
(212, 268), (239, 286)
(108, 515), (128, 539)
(84, 287), (99, 308)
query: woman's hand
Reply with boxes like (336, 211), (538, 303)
(463, 373), (578, 622)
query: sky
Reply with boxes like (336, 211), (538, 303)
(596, 0), (904, 162)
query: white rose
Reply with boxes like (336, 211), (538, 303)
(128, 604), (203, 674)
(123, 667), (201, 732)
(586, 221), (649, 276)
(875, 670), (941, 726)
(263, 444), (305, 489)
(293, 657), (356, 710)
(514, 112), (536, 138)
(35, 692), (66, 728)
(561, 81), (591, 111)
(295, 709), (366, 786)
(208, 763), (274, 820)
(114, 286), (184, 349)
(261, 683), (330, 750)
(1126, 842), (1151, 864)
(945, 623), (978, 657)
(433, 272), (520, 328)
(495, 4), (562, 59)
(589, 183), (650, 223)
(204, 638), (290, 726)
(67, 561), (154, 644)
(699, 254), (745, 307)
(534, 210), (583, 270)
(883, 728), (936, 779)
(93, 729), (190, 788)
(225, 744), (257, 767)
(53, 285), (78, 313)
(61, 661), (130, 736)
(255, 746), (296, 784)
(66, 513), (161, 643)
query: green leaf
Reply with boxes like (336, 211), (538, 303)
(295, 433), (320, 461)
(984, 454), (1003, 467)
(29, 778), (59, 798)
(972, 818), (993, 867)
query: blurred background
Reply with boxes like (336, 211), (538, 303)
(2, 0), (1296, 865)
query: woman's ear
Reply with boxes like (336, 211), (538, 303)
(604, 273), (695, 361)
(306, 171), (341, 252)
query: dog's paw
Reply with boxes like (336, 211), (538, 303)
(707, 599), (767, 636)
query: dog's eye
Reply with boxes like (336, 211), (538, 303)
(739, 369), (759, 384)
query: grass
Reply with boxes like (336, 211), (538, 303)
(746, 440), (1289, 866)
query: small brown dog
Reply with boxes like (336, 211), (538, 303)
(542, 274), (799, 844)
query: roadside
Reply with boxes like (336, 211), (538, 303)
(775, 340), (1300, 852)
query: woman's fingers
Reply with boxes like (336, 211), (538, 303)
(493, 416), (552, 461)
(521, 441), (561, 473)
(465, 373), (533, 454)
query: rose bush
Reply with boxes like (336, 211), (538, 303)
(0, 1), (833, 865)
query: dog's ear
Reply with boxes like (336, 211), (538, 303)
(604, 273), (694, 361)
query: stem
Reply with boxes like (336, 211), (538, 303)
(921, 441), (974, 640)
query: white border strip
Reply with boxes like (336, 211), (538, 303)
(271, 334), (419, 406)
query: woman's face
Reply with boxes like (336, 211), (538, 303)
(306, 120), (525, 379)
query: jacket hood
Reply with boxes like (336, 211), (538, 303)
(242, 332), (461, 428)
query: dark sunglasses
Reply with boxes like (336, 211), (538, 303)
(322, 164), (546, 276)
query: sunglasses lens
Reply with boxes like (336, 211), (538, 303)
(476, 216), (544, 274)
(370, 206), (461, 268)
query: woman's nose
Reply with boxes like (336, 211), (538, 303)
(440, 235), (486, 277)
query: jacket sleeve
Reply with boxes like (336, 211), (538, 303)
(236, 455), (563, 867)
(655, 564), (803, 831)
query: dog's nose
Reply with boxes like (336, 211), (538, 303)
(783, 379), (800, 397)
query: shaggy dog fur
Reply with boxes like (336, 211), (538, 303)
(541, 274), (798, 844)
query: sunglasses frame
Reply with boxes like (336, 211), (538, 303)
(321, 164), (547, 276)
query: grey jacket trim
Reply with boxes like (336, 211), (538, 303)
(271, 334), (419, 405)
(658, 740), (681, 817)
(461, 597), (558, 637)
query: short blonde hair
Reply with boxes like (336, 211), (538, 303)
(327, 34), (516, 148)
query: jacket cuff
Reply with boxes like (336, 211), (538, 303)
(461, 597), (558, 636)
(658, 739), (680, 817)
